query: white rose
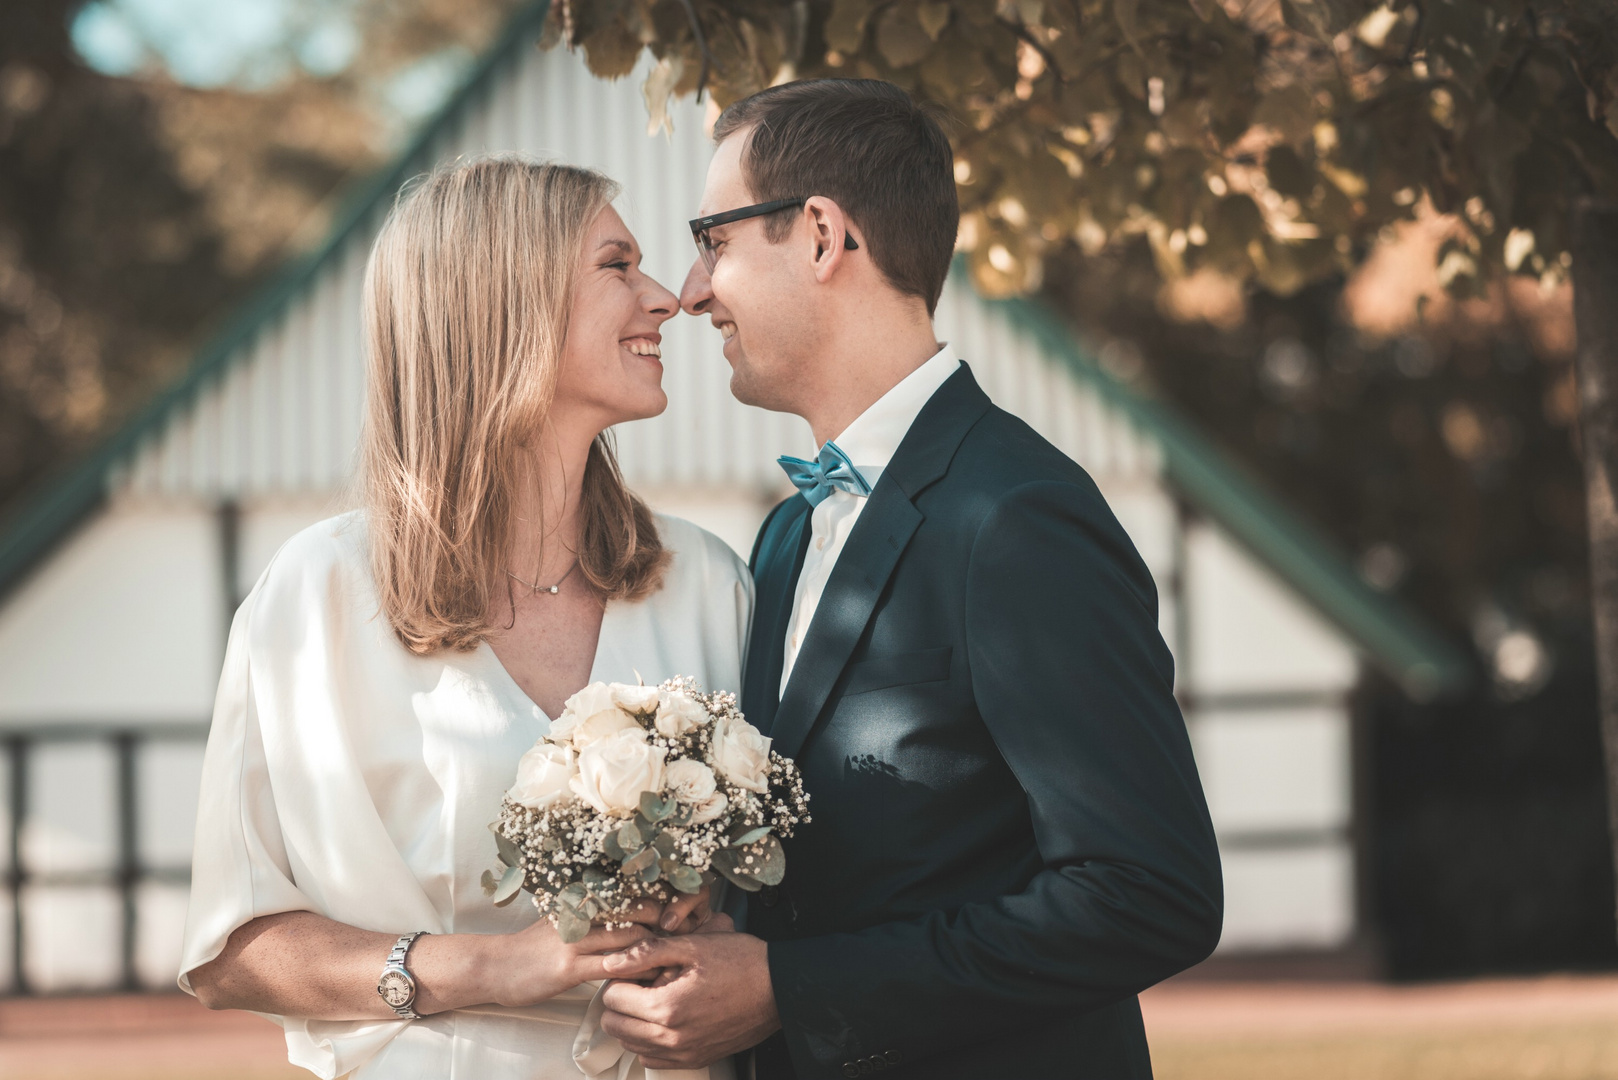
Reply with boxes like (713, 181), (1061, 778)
(610, 682), (662, 715)
(689, 791), (729, 825)
(551, 683), (640, 748)
(710, 714), (772, 793)
(655, 690), (711, 738)
(571, 728), (666, 816)
(508, 742), (577, 810)
(664, 757), (717, 804)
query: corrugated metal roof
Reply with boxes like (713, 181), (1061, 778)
(0, 0), (1472, 699)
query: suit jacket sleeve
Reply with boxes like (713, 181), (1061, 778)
(766, 479), (1224, 1073)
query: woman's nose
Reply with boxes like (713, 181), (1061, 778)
(643, 276), (679, 322)
(680, 257), (712, 316)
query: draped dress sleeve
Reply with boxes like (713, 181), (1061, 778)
(178, 512), (447, 1079)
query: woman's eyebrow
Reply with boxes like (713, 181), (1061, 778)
(597, 238), (634, 258)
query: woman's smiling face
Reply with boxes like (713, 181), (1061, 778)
(553, 205), (679, 433)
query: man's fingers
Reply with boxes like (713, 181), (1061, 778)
(599, 976), (669, 1022)
(599, 1005), (673, 1052)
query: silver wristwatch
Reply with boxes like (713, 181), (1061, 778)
(376, 931), (429, 1019)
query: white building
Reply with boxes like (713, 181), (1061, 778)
(0, 3), (1469, 994)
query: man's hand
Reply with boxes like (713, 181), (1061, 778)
(598, 924), (781, 1069)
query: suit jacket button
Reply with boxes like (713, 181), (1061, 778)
(884, 1050), (902, 1065)
(841, 1063), (860, 1078)
(759, 885), (780, 908)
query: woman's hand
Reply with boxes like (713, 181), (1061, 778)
(485, 916), (654, 1008)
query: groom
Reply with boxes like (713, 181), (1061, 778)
(599, 79), (1223, 1079)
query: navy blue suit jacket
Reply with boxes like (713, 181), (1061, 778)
(741, 365), (1222, 1080)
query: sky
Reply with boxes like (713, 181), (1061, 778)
(70, 0), (466, 122)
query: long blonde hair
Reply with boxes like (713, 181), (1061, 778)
(360, 155), (668, 654)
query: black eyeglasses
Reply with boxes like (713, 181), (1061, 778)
(688, 197), (859, 273)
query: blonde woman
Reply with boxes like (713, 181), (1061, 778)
(177, 158), (748, 1080)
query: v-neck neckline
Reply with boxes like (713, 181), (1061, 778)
(478, 600), (620, 725)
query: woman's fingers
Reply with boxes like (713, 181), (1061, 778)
(659, 881), (712, 932)
(574, 923), (652, 954)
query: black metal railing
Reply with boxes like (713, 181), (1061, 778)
(1, 722), (207, 996)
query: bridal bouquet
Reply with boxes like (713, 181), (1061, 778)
(483, 678), (810, 942)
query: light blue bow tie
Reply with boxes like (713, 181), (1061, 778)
(777, 441), (873, 507)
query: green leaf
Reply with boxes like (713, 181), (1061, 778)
(710, 848), (762, 892)
(492, 864), (525, 907)
(652, 830), (678, 857)
(555, 905), (591, 944)
(617, 820), (645, 854)
(640, 791), (674, 822)
(603, 829), (627, 861)
(559, 882), (590, 910)
(583, 866), (610, 889)
(668, 864), (704, 895)
(481, 869), (498, 896)
(749, 835), (787, 887)
(876, 4), (934, 68)
(729, 826), (772, 847)
(541, 834), (562, 853)
(641, 858), (663, 884)
(493, 827), (523, 868)
(622, 847), (658, 877)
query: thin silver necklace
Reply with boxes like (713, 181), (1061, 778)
(506, 558), (579, 596)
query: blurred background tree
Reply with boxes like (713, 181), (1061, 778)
(0, 0), (521, 520)
(569, 0), (1618, 973)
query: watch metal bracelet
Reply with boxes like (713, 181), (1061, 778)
(376, 930), (429, 1020)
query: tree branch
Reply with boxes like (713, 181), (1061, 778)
(996, 16), (1069, 85)
(678, 0), (720, 99)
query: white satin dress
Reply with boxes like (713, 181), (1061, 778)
(178, 510), (750, 1080)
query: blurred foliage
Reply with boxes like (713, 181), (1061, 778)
(566, 0), (1618, 298)
(0, 0), (520, 522)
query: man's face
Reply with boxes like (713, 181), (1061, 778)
(680, 132), (816, 413)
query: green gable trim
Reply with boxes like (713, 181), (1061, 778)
(0, 0), (553, 604)
(0, 0), (1471, 700)
(991, 290), (1473, 700)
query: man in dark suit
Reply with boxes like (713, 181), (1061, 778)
(599, 78), (1222, 1080)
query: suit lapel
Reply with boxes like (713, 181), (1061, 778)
(743, 497), (812, 735)
(768, 364), (993, 761)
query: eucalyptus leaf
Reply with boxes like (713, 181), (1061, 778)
(554, 905), (591, 944)
(651, 831), (678, 857)
(480, 869), (498, 896)
(730, 826), (772, 847)
(622, 847), (657, 877)
(559, 882), (590, 909)
(541, 835), (562, 853)
(668, 864), (704, 895)
(753, 835), (787, 887)
(710, 850), (762, 893)
(603, 830), (627, 861)
(583, 866), (610, 889)
(492, 864), (525, 906)
(640, 791), (674, 822)
(617, 820), (644, 854)
(640, 859), (663, 884)
(493, 827), (523, 868)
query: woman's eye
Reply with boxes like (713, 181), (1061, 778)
(605, 260), (631, 272)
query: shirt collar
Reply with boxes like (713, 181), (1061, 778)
(818, 344), (960, 481)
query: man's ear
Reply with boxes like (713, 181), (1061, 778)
(803, 196), (855, 284)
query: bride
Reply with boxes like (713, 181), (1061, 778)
(179, 156), (749, 1080)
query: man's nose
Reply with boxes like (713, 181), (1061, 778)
(679, 258), (712, 316)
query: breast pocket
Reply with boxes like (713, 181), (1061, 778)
(841, 646), (953, 697)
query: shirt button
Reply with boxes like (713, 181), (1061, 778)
(841, 1064), (860, 1078)
(883, 1050), (902, 1065)
(815, 536), (826, 549)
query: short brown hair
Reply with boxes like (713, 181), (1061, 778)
(713, 79), (958, 315)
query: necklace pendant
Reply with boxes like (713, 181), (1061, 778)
(548, 585), (559, 594)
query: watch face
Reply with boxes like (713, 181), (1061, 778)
(378, 970), (413, 1008)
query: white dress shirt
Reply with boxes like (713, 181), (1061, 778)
(779, 344), (961, 696)
(179, 510), (748, 1080)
